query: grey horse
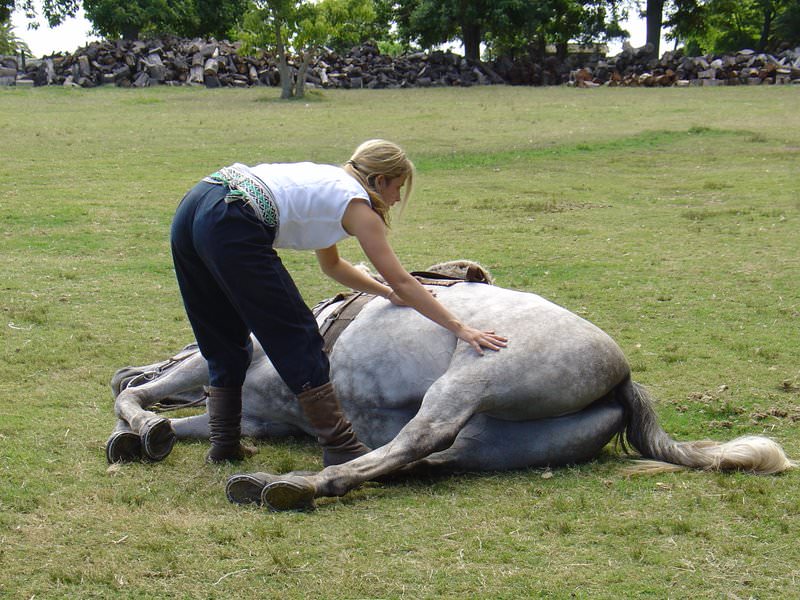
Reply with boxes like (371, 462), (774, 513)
(109, 267), (794, 511)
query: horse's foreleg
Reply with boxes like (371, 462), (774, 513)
(111, 352), (209, 462)
(106, 419), (143, 463)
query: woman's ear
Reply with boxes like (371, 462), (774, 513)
(374, 174), (386, 191)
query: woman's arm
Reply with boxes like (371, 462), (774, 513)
(340, 200), (507, 355)
(315, 245), (397, 301)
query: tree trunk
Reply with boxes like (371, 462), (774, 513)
(460, 23), (482, 62)
(295, 48), (314, 99)
(645, 0), (664, 58)
(757, 7), (775, 51)
(274, 20), (293, 99)
(121, 26), (141, 41)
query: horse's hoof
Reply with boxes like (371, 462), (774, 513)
(105, 430), (142, 463)
(140, 417), (176, 461)
(225, 472), (278, 505)
(261, 477), (316, 511)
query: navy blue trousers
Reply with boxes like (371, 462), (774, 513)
(170, 181), (329, 394)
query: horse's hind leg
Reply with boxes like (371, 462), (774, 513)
(251, 380), (481, 510)
(405, 396), (625, 474)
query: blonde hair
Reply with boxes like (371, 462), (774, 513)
(343, 139), (415, 225)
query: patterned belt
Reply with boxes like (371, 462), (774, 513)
(204, 164), (279, 227)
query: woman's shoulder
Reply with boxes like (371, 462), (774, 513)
(251, 162), (348, 181)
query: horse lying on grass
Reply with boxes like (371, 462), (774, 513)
(108, 262), (795, 511)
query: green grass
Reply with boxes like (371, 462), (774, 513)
(1, 84), (798, 598)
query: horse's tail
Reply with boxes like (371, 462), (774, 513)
(616, 377), (796, 475)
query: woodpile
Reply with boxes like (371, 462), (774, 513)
(3, 37), (799, 89)
(567, 44), (800, 87)
(5, 37), (501, 89)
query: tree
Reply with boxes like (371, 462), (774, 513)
(8, 0), (245, 39)
(83, 0), (246, 39)
(6, 0), (82, 27)
(396, 0), (627, 62)
(645, 0), (665, 55)
(395, 0), (495, 61)
(774, 0), (800, 45)
(1, 17), (32, 55)
(239, 0), (380, 99)
(667, 0), (797, 52)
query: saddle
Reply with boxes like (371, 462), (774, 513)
(313, 264), (493, 354)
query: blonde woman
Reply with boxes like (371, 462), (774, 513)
(170, 140), (507, 465)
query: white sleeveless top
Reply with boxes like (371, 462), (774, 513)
(249, 162), (369, 250)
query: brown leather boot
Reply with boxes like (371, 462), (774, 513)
(206, 386), (257, 463)
(297, 382), (371, 466)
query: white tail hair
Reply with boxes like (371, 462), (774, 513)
(620, 379), (796, 475)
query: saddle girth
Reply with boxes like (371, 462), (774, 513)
(315, 292), (375, 354)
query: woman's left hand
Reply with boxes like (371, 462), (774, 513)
(387, 290), (408, 306)
(387, 288), (435, 307)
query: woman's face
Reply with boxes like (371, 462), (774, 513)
(377, 174), (407, 207)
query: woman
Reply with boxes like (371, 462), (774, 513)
(170, 139), (507, 466)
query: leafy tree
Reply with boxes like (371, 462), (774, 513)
(1, 1), (13, 22)
(5, 0), (82, 27)
(774, 0), (800, 45)
(83, 0), (246, 39)
(395, 0), (502, 61)
(191, 0), (249, 38)
(667, 0), (797, 52)
(239, 0), (380, 99)
(83, 0), (187, 39)
(8, 0), (245, 39)
(396, 0), (626, 61)
(1, 17), (32, 55)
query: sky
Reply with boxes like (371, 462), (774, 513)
(12, 4), (655, 59)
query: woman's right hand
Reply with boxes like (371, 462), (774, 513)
(455, 325), (508, 356)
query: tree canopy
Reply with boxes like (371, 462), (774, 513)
(82, 0), (247, 39)
(5, 0), (799, 59)
(395, 0), (627, 61)
(667, 0), (800, 52)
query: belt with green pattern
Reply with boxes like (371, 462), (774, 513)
(204, 165), (278, 227)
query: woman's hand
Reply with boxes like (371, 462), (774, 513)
(455, 326), (508, 356)
(342, 201), (508, 356)
(387, 287), (435, 307)
(387, 289), (407, 306)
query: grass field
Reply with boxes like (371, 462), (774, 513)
(1, 84), (799, 598)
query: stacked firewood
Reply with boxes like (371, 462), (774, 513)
(3, 37), (799, 88)
(9, 38), (501, 89)
(568, 45), (800, 87)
